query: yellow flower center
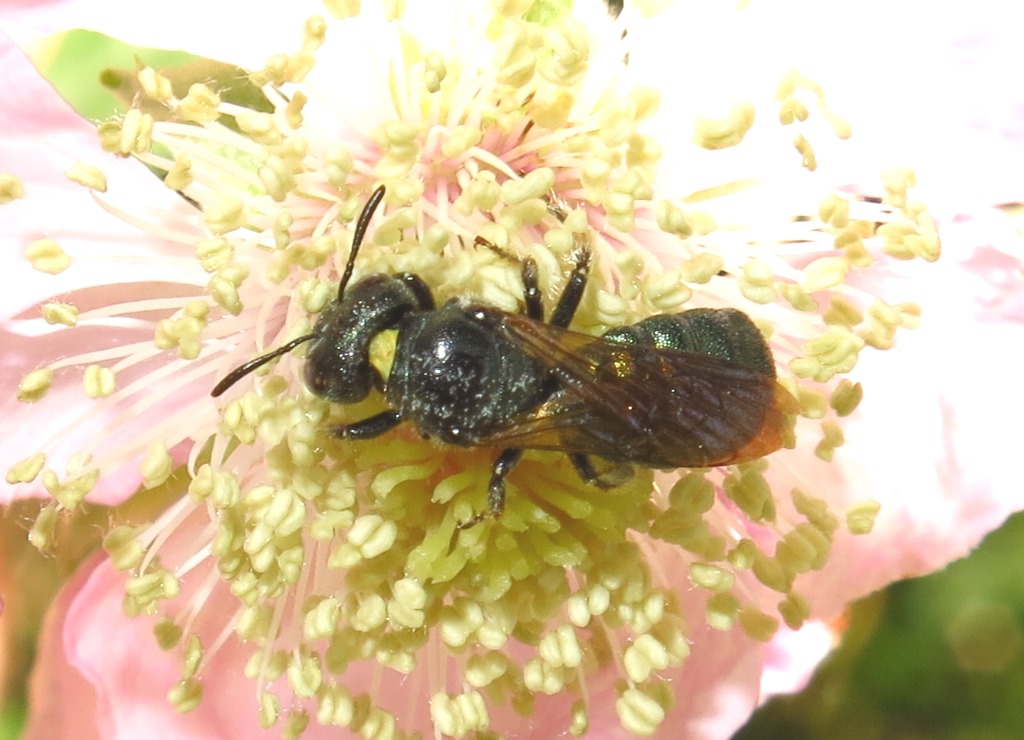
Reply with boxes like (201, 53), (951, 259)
(9, 2), (941, 736)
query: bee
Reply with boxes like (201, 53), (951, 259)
(212, 186), (791, 527)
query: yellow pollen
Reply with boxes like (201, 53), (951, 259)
(167, 679), (203, 713)
(42, 302), (79, 326)
(846, 500), (882, 535)
(203, 196), (246, 235)
(617, 687), (667, 736)
(779, 592), (811, 630)
(83, 364), (116, 398)
(324, 0), (360, 20)
(538, 624), (584, 669)
(623, 633), (672, 683)
(18, 368), (53, 403)
(104, 525), (147, 571)
(286, 647), (323, 699)
(24, 238), (71, 275)
(302, 15), (328, 50)
(316, 684), (354, 727)
(140, 442), (174, 489)
(39, 467), (98, 511)
(6, 453), (46, 484)
(164, 153), (193, 191)
(257, 691), (280, 729)
(0, 173), (25, 203)
(137, 67), (173, 102)
(738, 258), (776, 304)
(642, 269), (691, 311)
(655, 199), (693, 237)
(124, 569), (181, 610)
(790, 327), (864, 382)
(153, 617), (184, 650)
(724, 462), (776, 522)
(119, 108), (155, 155)
(739, 608), (779, 642)
(431, 691), (491, 737)
(728, 539), (757, 569)
(819, 193), (850, 228)
(793, 133), (817, 171)
(779, 283), (816, 312)
(689, 562), (735, 592)
(28, 503), (58, 552)
(694, 102), (755, 150)
(64, 161), (108, 191)
(801, 256), (848, 292)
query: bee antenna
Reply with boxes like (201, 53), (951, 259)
(211, 187), (385, 399)
(210, 332), (317, 397)
(337, 185), (386, 301)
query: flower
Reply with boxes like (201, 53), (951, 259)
(2, 1), (1022, 738)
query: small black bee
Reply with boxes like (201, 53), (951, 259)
(212, 186), (790, 527)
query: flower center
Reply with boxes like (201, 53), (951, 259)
(9, 2), (940, 736)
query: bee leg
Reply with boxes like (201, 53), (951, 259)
(396, 272), (436, 310)
(568, 453), (632, 489)
(487, 447), (524, 514)
(370, 367), (386, 394)
(549, 248), (591, 328)
(520, 258), (544, 320)
(569, 452), (604, 486)
(327, 410), (402, 439)
(457, 447), (524, 529)
(474, 235), (521, 264)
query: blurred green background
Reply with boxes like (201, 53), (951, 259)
(4, 28), (1023, 740)
(739, 512), (1024, 740)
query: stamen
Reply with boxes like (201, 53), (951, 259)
(5, 453), (46, 484)
(64, 161), (108, 191)
(82, 365), (116, 398)
(17, 368), (53, 402)
(617, 687), (667, 736)
(24, 239), (71, 274)
(846, 500), (882, 535)
(41, 302), (79, 326)
(137, 67), (173, 102)
(0, 173), (25, 202)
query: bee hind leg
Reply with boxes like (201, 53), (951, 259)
(568, 453), (633, 489)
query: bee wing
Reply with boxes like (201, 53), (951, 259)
(475, 311), (790, 467)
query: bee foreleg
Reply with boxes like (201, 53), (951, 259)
(327, 410), (402, 439)
(521, 259), (544, 320)
(395, 273), (436, 311)
(549, 248), (591, 328)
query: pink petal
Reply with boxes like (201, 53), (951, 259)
(47, 545), (768, 739)
(0, 30), (205, 318)
(1, 33), (211, 505)
(794, 0), (1024, 212)
(760, 620), (837, 698)
(24, 553), (102, 740)
(788, 220), (1024, 617)
(26, 554), (259, 739)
